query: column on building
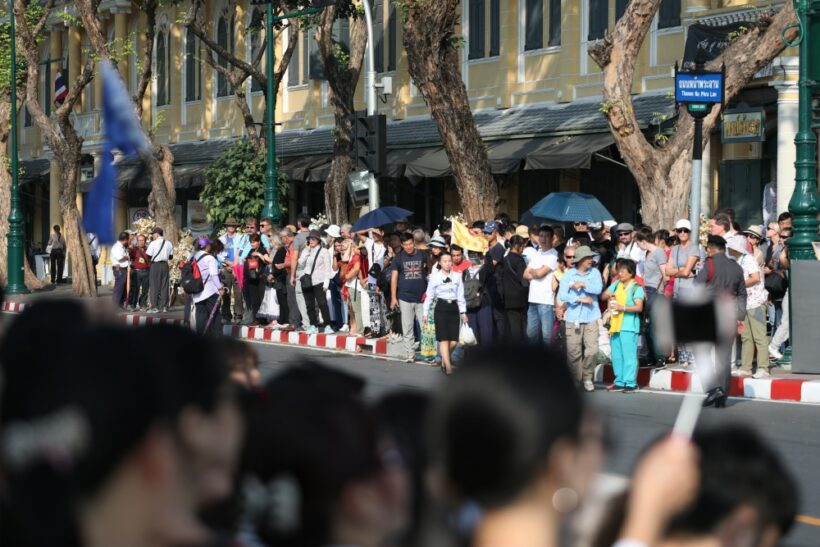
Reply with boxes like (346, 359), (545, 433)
(68, 23), (82, 112)
(685, 0), (710, 13)
(770, 57), (800, 215)
(49, 28), (63, 235)
(113, 5), (130, 88)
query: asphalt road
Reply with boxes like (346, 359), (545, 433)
(252, 342), (820, 546)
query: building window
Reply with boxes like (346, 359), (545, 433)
(302, 30), (309, 82)
(524, 0), (561, 51)
(387, 0), (397, 71)
(156, 31), (171, 106)
(24, 106), (32, 127)
(185, 30), (202, 101)
(588, 0), (608, 40)
(249, 9), (264, 92)
(44, 60), (51, 117)
(216, 15), (234, 97)
(375, 0), (384, 72)
(288, 30), (299, 86)
(468, 0), (500, 60)
(658, 0), (681, 29)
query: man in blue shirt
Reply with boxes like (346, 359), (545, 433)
(390, 233), (429, 362)
(558, 245), (603, 392)
(218, 218), (246, 323)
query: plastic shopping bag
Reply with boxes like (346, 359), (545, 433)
(459, 322), (477, 346)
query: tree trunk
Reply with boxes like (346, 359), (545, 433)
(402, 0), (498, 222)
(589, 0), (797, 229)
(316, 6), (367, 225)
(148, 145), (178, 245)
(0, 95), (48, 290)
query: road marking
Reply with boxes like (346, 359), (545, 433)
(797, 514), (820, 527)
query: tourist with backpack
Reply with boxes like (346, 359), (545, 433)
(463, 252), (493, 346)
(601, 259), (645, 392)
(186, 237), (223, 336)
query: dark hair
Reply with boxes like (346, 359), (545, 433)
(508, 235), (526, 249)
(712, 214), (732, 232)
(593, 426), (798, 547)
(439, 220), (452, 232)
(502, 224), (515, 237)
(261, 217), (274, 226)
(429, 345), (584, 508)
(296, 214), (311, 229)
(471, 220), (486, 231)
(552, 224), (565, 240)
(616, 258), (637, 277)
(400, 232), (415, 243)
(249, 233), (262, 244)
(439, 251), (452, 260)
(118, 231), (130, 242)
(450, 244), (463, 253)
(714, 207), (735, 222)
(53, 225), (61, 232)
(778, 211), (793, 223)
(219, 338), (259, 374)
(538, 225), (554, 237)
(667, 234), (680, 247)
(239, 363), (380, 546)
(495, 212), (511, 226)
(707, 238), (727, 251)
(211, 238), (224, 256)
(635, 229), (654, 243)
(653, 229), (670, 243)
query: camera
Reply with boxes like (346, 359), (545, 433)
(384, 308), (400, 321)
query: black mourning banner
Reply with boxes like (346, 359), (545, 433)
(682, 22), (751, 69)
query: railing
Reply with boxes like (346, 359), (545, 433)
(73, 110), (101, 139)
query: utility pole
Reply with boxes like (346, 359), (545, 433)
(361, 0), (379, 209)
(7, 1), (29, 294)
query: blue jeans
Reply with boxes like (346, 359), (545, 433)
(527, 303), (555, 345)
(467, 305), (493, 347)
(611, 331), (639, 388)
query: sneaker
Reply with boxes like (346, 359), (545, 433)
(605, 384), (621, 391)
(405, 354), (415, 363)
(161, 307), (169, 313)
(305, 326), (319, 334)
(734, 370), (752, 377)
(324, 325), (335, 334)
(622, 386), (639, 393)
(583, 380), (595, 392)
(768, 345), (783, 360)
(752, 369), (771, 379)
(339, 324), (350, 333)
(146, 308), (159, 314)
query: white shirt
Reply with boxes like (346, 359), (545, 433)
(110, 241), (130, 268)
(365, 238), (386, 284)
(527, 248), (559, 305)
(298, 245), (332, 289)
(617, 240), (646, 277)
(192, 251), (222, 304)
(423, 269), (467, 315)
(147, 237), (172, 262)
(87, 233), (101, 260)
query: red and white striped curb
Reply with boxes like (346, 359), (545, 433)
(595, 364), (820, 404)
(222, 325), (389, 356)
(2, 302), (389, 357)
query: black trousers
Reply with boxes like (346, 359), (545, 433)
(303, 283), (331, 327)
(275, 284), (290, 324)
(195, 294), (222, 337)
(50, 250), (65, 283)
(245, 279), (265, 320)
(129, 269), (150, 308)
(112, 268), (127, 308)
(492, 306), (509, 341)
(506, 308), (527, 340)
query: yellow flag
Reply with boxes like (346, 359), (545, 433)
(452, 218), (488, 254)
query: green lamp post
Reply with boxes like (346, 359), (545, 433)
(788, 0), (820, 260)
(7, 3), (29, 294)
(258, 1), (333, 226)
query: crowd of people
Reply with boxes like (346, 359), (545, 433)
(190, 208), (792, 400)
(0, 298), (800, 547)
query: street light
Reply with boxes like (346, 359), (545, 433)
(7, 2), (29, 294)
(256, 0), (334, 225)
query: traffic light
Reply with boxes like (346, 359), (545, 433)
(347, 111), (386, 176)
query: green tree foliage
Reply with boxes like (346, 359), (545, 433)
(0, 3), (45, 93)
(200, 139), (288, 227)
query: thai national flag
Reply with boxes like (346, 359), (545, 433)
(54, 71), (68, 106)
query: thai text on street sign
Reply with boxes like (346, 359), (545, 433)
(675, 72), (724, 103)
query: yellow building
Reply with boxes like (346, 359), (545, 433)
(16, 0), (799, 249)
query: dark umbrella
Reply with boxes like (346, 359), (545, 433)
(350, 206), (414, 232)
(525, 192), (614, 223)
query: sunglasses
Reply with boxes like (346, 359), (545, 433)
(619, 232), (633, 236)
(565, 255), (575, 260)
(675, 228), (691, 234)
(573, 222), (588, 226)
(245, 225), (256, 230)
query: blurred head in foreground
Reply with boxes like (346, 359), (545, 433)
(427, 345), (602, 546)
(593, 425), (798, 547)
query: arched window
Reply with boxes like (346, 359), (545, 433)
(249, 8), (264, 92)
(185, 29), (202, 101)
(156, 31), (170, 106)
(216, 15), (234, 97)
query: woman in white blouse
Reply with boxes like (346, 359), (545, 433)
(298, 230), (334, 334)
(423, 252), (468, 375)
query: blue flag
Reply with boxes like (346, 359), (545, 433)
(83, 61), (149, 244)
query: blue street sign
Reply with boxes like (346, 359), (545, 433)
(675, 72), (724, 103)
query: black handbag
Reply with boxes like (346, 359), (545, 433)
(764, 271), (788, 300)
(300, 248), (321, 291)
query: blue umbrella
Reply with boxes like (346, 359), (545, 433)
(526, 192), (614, 223)
(350, 206), (414, 232)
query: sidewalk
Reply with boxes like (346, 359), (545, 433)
(4, 287), (819, 404)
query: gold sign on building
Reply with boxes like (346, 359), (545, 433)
(721, 108), (765, 143)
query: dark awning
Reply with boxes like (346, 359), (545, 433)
(487, 137), (562, 174)
(20, 158), (51, 184)
(385, 147), (439, 178)
(281, 155), (329, 180)
(404, 148), (450, 178)
(524, 133), (615, 170)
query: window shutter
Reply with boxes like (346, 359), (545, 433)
(302, 31), (309, 82)
(468, 0), (485, 60)
(658, 0), (681, 29)
(588, 0), (608, 41)
(289, 31), (300, 86)
(548, 0), (561, 46)
(217, 19), (229, 96)
(44, 61), (51, 116)
(372, 0), (384, 72)
(388, 0), (397, 71)
(524, 0), (543, 51)
(616, 0), (628, 20)
(309, 29), (324, 80)
(490, 0), (499, 56)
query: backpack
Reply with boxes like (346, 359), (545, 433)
(463, 268), (483, 310)
(180, 255), (207, 294)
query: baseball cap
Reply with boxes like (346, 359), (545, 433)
(675, 219), (692, 231)
(483, 220), (499, 234)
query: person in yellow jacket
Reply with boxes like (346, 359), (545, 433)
(601, 259), (645, 392)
